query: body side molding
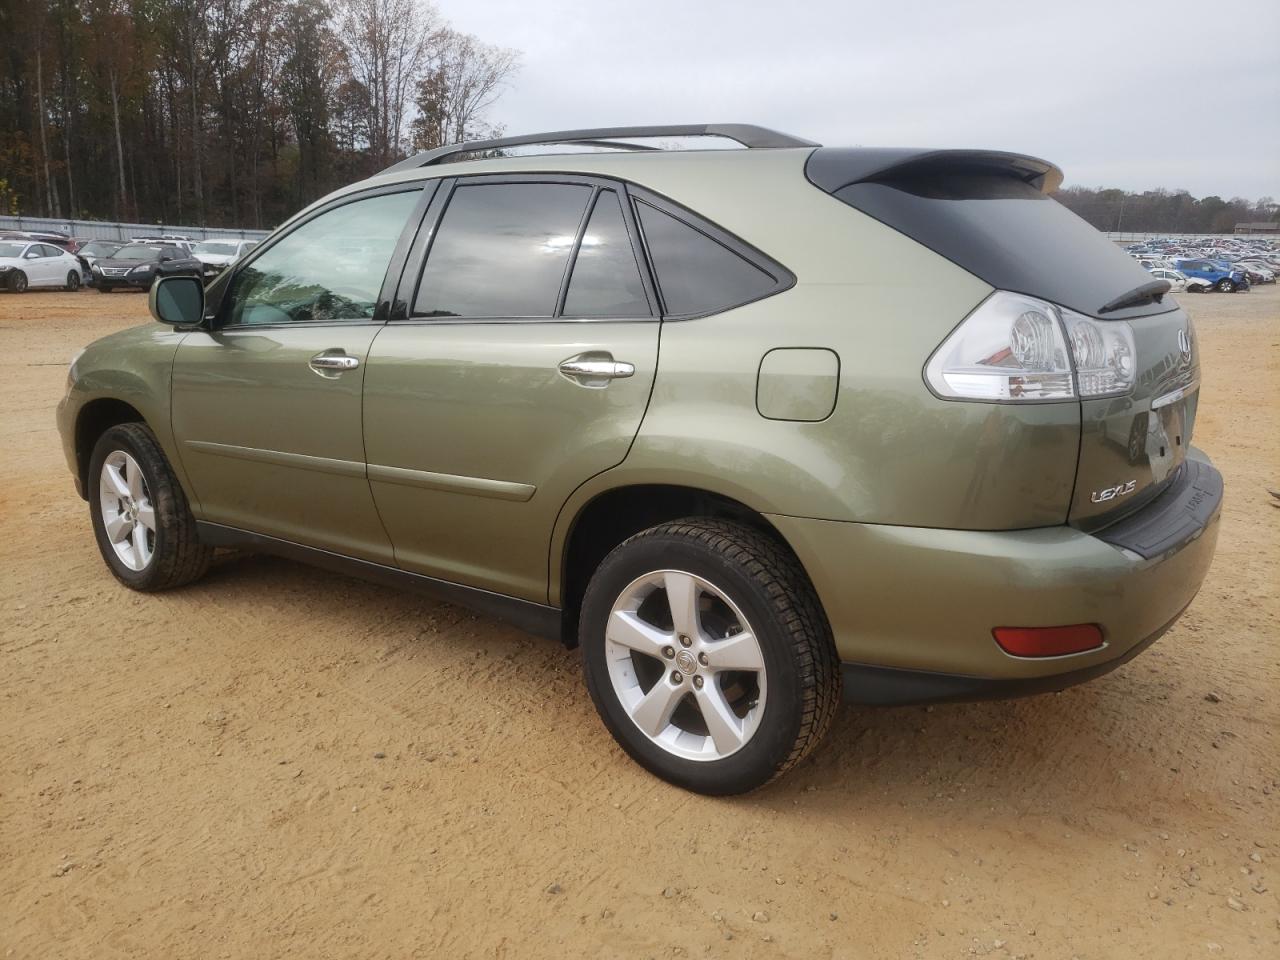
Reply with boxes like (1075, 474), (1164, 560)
(196, 522), (562, 639)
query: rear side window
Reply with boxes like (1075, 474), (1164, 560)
(562, 190), (650, 318)
(415, 182), (592, 318)
(635, 201), (778, 317)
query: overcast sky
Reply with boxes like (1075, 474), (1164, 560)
(438, 0), (1279, 201)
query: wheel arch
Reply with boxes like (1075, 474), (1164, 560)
(74, 398), (148, 495)
(553, 482), (810, 647)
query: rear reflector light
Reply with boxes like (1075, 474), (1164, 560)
(993, 624), (1104, 657)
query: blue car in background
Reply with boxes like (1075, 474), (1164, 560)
(1172, 258), (1249, 293)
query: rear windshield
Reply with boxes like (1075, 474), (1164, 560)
(829, 173), (1171, 319)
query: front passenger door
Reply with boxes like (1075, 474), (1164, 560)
(171, 186), (427, 563)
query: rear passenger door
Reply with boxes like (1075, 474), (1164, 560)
(363, 176), (660, 602)
(33, 245), (64, 285)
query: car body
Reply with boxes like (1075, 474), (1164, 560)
(74, 240), (125, 284)
(57, 124), (1222, 794)
(191, 239), (258, 280)
(132, 234), (197, 254)
(90, 242), (203, 292)
(1148, 267), (1188, 289)
(1235, 261), (1275, 283)
(1173, 258), (1248, 293)
(0, 239), (84, 292)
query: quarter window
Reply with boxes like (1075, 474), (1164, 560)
(415, 182), (592, 318)
(635, 201), (778, 317)
(228, 190), (420, 326)
(563, 190), (650, 318)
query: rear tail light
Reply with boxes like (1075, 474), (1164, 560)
(926, 291), (1136, 402)
(993, 624), (1104, 657)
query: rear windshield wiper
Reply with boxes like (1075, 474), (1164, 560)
(1098, 278), (1170, 315)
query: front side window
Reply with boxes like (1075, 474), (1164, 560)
(635, 201), (778, 317)
(414, 182), (592, 318)
(229, 190), (420, 326)
(562, 190), (650, 318)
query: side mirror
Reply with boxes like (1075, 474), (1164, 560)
(160, 255), (173, 262)
(149, 275), (205, 327)
(24, 251), (38, 259)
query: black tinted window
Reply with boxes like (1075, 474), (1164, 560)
(830, 172), (1170, 319)
(635, 201), (777, 316)
(563, 190), (649, 318)
(416, 182), (591, 318)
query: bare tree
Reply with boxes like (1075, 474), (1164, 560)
(337, 0), (438, 169)
(413, 29), (519, 149)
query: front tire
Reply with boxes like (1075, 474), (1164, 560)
(65, 270), (81, 291)
(7, 270), (28, 293)
(580, 519), (840, 795)
(1216, 278), (1236, 293)
(88, 423), (213, 591)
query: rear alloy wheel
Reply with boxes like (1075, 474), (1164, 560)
(1216, 278), (1235, 293)
(8, 270), (27, 293)
(65, 270), (81, 291)
(581, 519), (840, 795)
(88, 423), (212, 590)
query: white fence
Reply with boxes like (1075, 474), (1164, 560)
(0, 215), (270, 243)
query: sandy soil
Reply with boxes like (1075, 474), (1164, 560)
(1, 285), (1277, 960)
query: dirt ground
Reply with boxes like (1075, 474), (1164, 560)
(1, 285), (1277, 960)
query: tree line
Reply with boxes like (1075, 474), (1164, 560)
(1053, 186), (1278, 235)
(0, 0), (518, 229)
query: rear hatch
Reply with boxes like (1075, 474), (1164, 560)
(807, 147), (1199, 531)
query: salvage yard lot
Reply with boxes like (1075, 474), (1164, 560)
(2, 288), (1277, 959)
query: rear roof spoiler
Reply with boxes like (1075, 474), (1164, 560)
(805, 147), (1064, 194)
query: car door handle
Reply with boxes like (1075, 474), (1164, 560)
(558, 356), (635, 386)
(309, 352), (360, 376)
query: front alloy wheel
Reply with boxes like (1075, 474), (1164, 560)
(8, 270), (27, 293)
(1216, 278), (1235, 293)
(581, 519), (840, 795)
(98, 450), (156, 571)
(88, 423), (212, 590)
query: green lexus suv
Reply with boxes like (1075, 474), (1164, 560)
(57, 124), (1222, 794)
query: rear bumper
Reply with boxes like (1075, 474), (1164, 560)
(767, 448), (1222, 704)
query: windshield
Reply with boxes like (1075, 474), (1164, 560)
(0, 242), (28, 258)
(79, 242), (120, 257)
(194, 241), (240, 256)
(114, 245), (163, 261)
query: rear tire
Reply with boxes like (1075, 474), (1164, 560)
(88, 423), (213, 591)
(65, 270), (81, 291)
(580, 518), (840, 795)
(7, 270), (27, 293)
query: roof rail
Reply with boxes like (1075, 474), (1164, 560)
(376, 124), (819, 176)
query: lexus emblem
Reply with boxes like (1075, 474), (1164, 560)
(1177, 328), (1192, 357)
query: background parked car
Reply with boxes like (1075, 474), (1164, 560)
(132, 234), (197, 254)
(1147, 267), (1188, 290)
(1172, 258), (1249, 293)
(191, 238), (258, 279)
(74, 240), (124, 284)
(91, 242), (202, 292)
(1236, 262), (1275, 284)
(0, 238), (84, 292)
